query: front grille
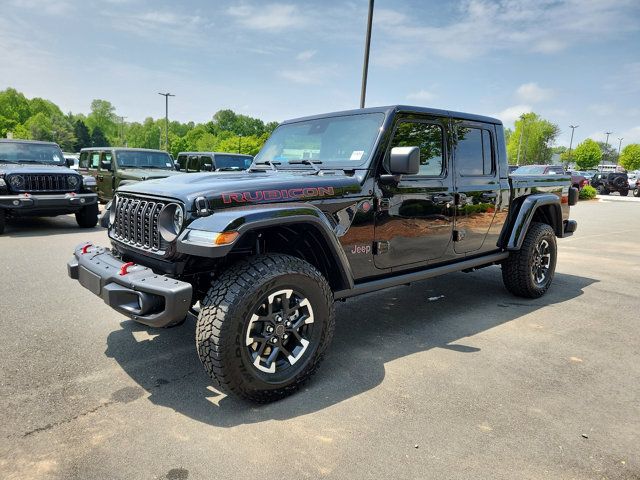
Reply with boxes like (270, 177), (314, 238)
(111, 195), (168, 253)
(9, 174), (78, 193)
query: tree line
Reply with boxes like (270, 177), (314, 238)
(0, 88), (277, 157)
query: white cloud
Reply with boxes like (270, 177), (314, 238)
(588, 103), (616, 116)
(8, 0), (72, 15)
(619, 126), (640, 145)
(296, 50), (316, 61)
(406, 90), (436, 102)
(372, 1), (639, 62)
(227, 3), (306, 31)
(516, 82), (553, 103)
(493, 105), (532, 125)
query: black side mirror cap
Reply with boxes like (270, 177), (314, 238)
(100, 161), (112, 171)
(389, 146), (420, 175)
(65, 158), (75, 168)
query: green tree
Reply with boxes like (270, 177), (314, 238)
(506, 113), (560, 165)
(25, 112), (53, 140)
(91, 126), (109, 147)
(86, 99), (117, 140)
(573, 139), (602, 170)
(618, 144), (640, 171)
(73, 120), (91, 151)
(0, 88), (32, 124)
(596, 141), (618, 164)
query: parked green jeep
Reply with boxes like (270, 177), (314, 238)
(78, 148), (182, 202)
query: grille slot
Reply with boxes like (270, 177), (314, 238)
(9, 174), (77, 193)
(112, 195), (168, 253)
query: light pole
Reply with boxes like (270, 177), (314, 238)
(568, 124), (578, 164)
(359, 0), (374, 109)
(158, 92), (175, 152)
(617, 137), (623, 156)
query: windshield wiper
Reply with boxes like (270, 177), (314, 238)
(253, 160), (281, 171)
(289, 160), (323, 174)
(0, 159), (20, 164)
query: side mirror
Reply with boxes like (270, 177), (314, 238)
(100, 160), (112, 171)
(389, 146), (420, 175)
(65, 157), (75, 168)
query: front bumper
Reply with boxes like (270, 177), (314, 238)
(67, 243), (192, 327)
(0, 192), (97, 210)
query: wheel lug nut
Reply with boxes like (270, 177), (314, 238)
(285, 321), (291, 327)
(283, 334), (288, 340)
(271, 337), (278, 344)
(267, 326), (274, 333)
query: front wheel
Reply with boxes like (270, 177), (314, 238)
(196, 254), (335, 403)
(634, 188), (640, 198)
(620, 189), (629, 197)
(0, 209), (5, 235)
(502, 222), (557, 298)
(76, 203), (99, 228)
(596, 185), (609, 195)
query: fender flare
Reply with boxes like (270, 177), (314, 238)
(176, 202), (354, 290)
(504, 194), (563, 250)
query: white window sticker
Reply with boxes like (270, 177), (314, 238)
(53, 155), (61, 162)
(166, 162), (173, 167)
(350, 150), (364, 161)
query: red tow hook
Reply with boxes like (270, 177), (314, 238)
(119, 262), (136, 276)
(80, 243), (92, 254)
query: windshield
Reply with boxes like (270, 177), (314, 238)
(215, 155), (252, 170)
(254, 112), (385, 167)
(0, 142), (64, 165)
(512, 166), (547, 175)
(116, 150), (173, 169)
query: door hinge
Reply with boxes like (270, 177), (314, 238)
(377, 198), (390, 211)
(374, 241), (390, 255)
(453, 230), (466, 242)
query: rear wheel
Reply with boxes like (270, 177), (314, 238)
(634, 188), (640, 197)
(596, 185), (609, 195)
(502, 222), (557, 298)
(620, 189), (629, 197)
(0, 209), (5, 234)
(76, 203), (99, 228)
(196, 254), (335, 403)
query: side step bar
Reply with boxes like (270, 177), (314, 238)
(334, 252), (509, 300)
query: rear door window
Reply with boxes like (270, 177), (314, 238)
(455, 126), (494, 176)
(90, 152), (100, 169)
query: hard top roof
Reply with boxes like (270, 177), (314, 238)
(281, 105), (502, 125)
(0, 139), (60, 146)
(79, 147), (169, 153)
(177, 151), (253, 157)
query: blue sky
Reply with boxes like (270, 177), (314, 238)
(1, 0), (639, 147)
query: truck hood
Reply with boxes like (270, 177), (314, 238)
(118, 168), (183, 181)
(117, 170), (363, 210)
(0, 163), (76, 175)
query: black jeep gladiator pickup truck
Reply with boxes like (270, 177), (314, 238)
(67, 106), (578, 402)
(0, 139), (98, 234)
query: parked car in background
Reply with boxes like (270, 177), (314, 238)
(0, 140), (98, 234)
(633, 178), (640, 197)
(78, 147), (183, 202)
(176, 152), (253, 173)
(590, 171), (630, 196)
(508, 165), (519, 174)
(512, 165), (588, 190)
(626, 170), (639, 189)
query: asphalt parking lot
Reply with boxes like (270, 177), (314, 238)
(1, 199), (638, 480)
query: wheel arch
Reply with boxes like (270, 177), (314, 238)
(501, 194), (563, 251)
(177, 203), (354, 292)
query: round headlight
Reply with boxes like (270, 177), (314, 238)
(173, 207), (184, 232)
(158, 203), (184, 242)
(67, 175), (79, 189)
(9, 175), (25, 189)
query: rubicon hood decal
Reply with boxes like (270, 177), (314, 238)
(222, 186), (335, 204)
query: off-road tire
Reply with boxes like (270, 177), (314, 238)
(0, 209), (5, 235)
(502, 222), (557, 298)
(75, 203), (99, 228)
(620, 189), (629, 196)
(196, 254), (335, 403)
(634, 188), (640, 198)
(596, 184), (609, 195)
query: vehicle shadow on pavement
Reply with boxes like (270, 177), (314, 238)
(3, 216), (101, 237)
(104, 267), (597, 427)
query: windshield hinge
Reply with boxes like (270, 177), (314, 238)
(195, 196), (211, 216)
